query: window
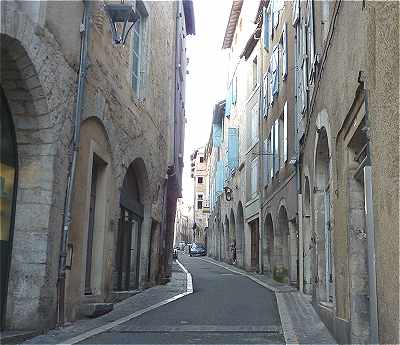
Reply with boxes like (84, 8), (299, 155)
(252, 56), (258, 89)
(306, 0), (315, 80)
(197, 177), (203, 184)
(250, 103), (259, 147)
(131, 3), (148, 97)
(227, 128), (239, 173)
(283, 102), (288, 162)
(267, 133), (273, 182)
(270, 46), (279, 97)
(251, 158), (259, 197)
(197, 194), (203, 209)
(263, 6), (271, 51)
(199, 156), (204, 163)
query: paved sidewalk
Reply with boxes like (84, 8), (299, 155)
(23, 262), (187, 345)
(200, 256), (338, 345)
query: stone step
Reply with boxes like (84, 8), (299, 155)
(78, 303), (114, 318)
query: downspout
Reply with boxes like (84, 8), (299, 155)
(361, 77), (379, 344)
(57, 0), (90, 327)
(258, 34), (264, 274)
(293, 22), (302, 292)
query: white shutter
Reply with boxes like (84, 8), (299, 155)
(274, 119), (279, 173)
(292, 0), (300, 26)
(284, 102), (288, 162)
(282, 23), (288, 79)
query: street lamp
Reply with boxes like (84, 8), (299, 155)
(104, 0), (139, 46)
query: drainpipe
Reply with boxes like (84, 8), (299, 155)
(57, 0), (90, 327)
(293, 23), (302, 292)
(258, 25), (264, 274)
(361, 76), (379, 344)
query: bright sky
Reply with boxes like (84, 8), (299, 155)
(181, 0), (232, 205)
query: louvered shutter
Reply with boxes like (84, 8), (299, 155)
(274, 119), (279, 173)
(228, 128), (239, 173)
(263, 6), (270, 51)
(212, 123), (222, 147)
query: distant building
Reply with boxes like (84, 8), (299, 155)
(190, 147), (209, 244)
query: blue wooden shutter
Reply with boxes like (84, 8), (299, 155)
(263, 7), (269, 51)
(228, 128), (239, 173)
(216, 160), (224, 195)
(212, 123), (222, 147)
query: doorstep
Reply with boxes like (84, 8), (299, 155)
(0, 330), (41, 345)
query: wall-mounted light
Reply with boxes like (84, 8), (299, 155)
(224, 186), (233, 201)
(104, 1), (139, 46)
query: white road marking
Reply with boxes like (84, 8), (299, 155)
(56, 260), (193, 345)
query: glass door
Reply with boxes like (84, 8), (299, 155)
(0, 89), (18, 330)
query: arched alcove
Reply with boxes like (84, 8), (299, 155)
(303, 176), (312, 294)
(314, 127), (334, 303)
(264, 213), (274, 274)
(274, 206), (289, 283)
(236, 201), (245, 267)
(229, 209), (236, 264)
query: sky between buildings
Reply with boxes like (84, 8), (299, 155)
(182, 0), (232, 206)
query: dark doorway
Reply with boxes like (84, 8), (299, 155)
(250, 219), (259, 272)
(115, 164), (144, 291)
(0, 88), (18, 330)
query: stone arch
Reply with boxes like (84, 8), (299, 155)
(229, 209), (236, 264)
(314, 126), (335, 303)
(263, 213), (274, 274)
(303, 174), (313, 294)
(274, 205), (290, 283)
(236, 201), (245, 267)
(0, 32), (74, 330)
(65, 117), (113, 321)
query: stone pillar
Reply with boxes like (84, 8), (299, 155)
(289, 220), (298, 286)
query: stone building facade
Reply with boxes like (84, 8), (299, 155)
(0, 0), (194, 334)
(205, 0), (399, 344)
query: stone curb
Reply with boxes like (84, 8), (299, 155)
(23, 262), (190, 345)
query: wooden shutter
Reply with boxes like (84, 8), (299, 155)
(228, 128), (239, 173)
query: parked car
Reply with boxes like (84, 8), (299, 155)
(173, 248), (178, 259)
(189, 243), (206, 257)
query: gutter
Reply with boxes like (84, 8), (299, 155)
(57, 0), (90, 327)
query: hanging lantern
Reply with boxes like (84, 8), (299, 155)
(104, 1), (139, 46)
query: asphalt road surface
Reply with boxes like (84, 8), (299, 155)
(80, 253), (284, 344)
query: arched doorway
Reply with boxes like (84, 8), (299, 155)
(229, 209), (236, 264)
(314, 127), (334, 303)
(264, 214), (274, 274)
(0, 88), (18, 330)
(303, 176), (312, 294)
(274, 206), (289, 283)
(223, 216), (229, 262)
(115, 159), (149, 291)
(236, 202), (245, 267)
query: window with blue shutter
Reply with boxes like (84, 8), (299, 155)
(212, 123), (222, 147)
(216, 160), (224, 195)
(225, 84), (233, 117)
(263, 6), (270, 51)
(228, 128), (239, 173)
(271, 46), (279, 96)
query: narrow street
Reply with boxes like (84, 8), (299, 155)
(79, 254), (284, 344)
